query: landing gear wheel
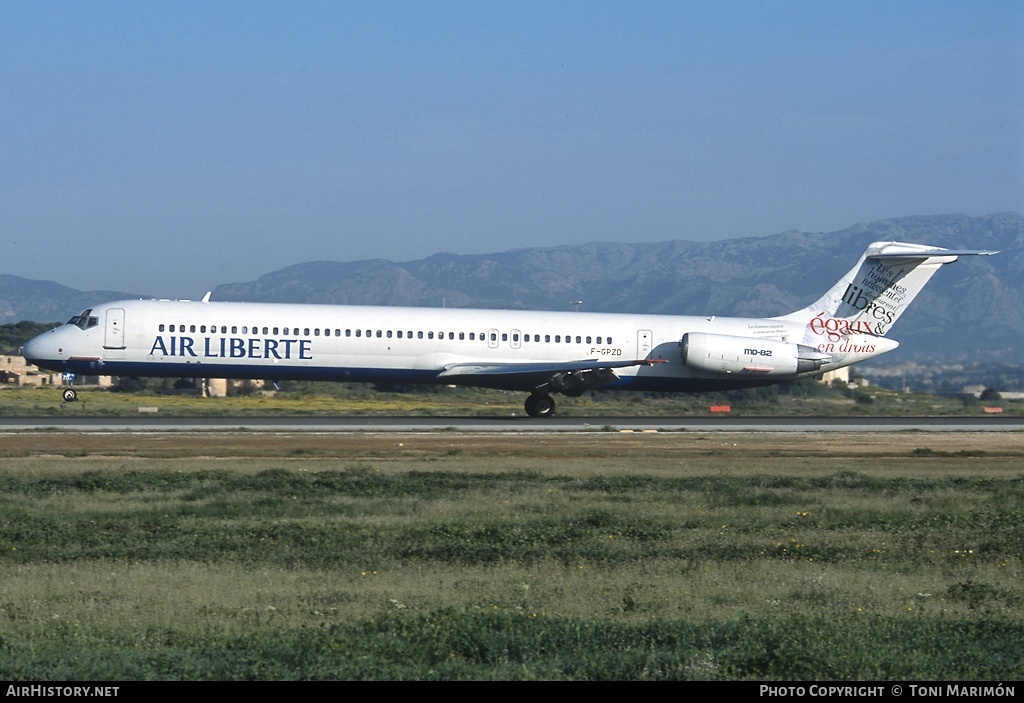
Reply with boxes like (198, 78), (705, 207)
(62, 388), (78, 402)
(525, 393), (556, 418)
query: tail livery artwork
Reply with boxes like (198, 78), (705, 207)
(23, 241), (996, 417)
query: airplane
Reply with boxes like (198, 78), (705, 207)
(22, 241), (996, 417)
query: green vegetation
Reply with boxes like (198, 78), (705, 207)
(1, 380), (1021, 417)
(0, 321), (59, 352)
(1, 434), (1021, 679)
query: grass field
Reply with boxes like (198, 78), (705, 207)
(1, 430), (1022, 680)
(2, 382), (1020, 417)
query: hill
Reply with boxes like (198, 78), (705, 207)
(213, 213), (1023, 362)
(3, 213), (1021, 361)
(0, 275), (137, 330)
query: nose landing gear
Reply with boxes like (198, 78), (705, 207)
(62, 388), (78, 402)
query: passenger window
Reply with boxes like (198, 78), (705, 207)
(545, 335), (551, 343)
(242, 327), (248, 334)
(356, 329), (362, 337)
(459, 332), (464, 340)
(418, 331), (424, 339)
(346, 329), (352, 337)
(159, 324), (165, 332)
(586, 336), (591, 344)
(387, 330), (392, 338)
(555, 335), (560, 343)
(263, 327), (269, 335)
(428, 332), (434, 339)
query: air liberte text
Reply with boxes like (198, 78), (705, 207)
(149, 336), (313, 360)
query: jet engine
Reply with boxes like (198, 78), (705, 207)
(681, 332), (830, 376)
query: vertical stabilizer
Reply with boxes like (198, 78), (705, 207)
(777, 242), (995, 346)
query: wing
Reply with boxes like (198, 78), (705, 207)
(437, 358), (666, 395)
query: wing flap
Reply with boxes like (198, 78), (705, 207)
(439, 358), (664, 378)
(438, 358), (667, 394)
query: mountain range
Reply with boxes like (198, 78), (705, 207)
(3, 212), (1021, 362)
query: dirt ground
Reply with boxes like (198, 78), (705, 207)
(2, 429), (1021, 461)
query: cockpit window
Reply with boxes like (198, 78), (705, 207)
(66, 309), (99, 330)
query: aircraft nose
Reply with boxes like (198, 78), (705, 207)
(22, 330), (61, 368)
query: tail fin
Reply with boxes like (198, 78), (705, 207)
(777, 241), (997, 341)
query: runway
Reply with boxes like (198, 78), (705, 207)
(1, 415), (1021, 432)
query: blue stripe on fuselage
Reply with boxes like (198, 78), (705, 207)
(61, 360), (776, 393)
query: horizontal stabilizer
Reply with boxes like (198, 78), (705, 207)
(868, 248), (999, 260)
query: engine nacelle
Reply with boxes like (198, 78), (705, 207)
(681, 332), (829, 377)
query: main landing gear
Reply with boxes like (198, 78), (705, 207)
(524, 393), (556, 418)
(62, 388), (78, 402)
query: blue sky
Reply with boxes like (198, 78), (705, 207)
(2, 1), (1022, 297)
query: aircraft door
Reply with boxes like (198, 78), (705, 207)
(488, 328), (499, 349)
(510, 329), (522, 350)
(637, 329), (652, 359)
(104, 308), (126, 350)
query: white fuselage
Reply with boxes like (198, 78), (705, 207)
(23, 298), (849, 392)
(24, 240), (987, 415)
